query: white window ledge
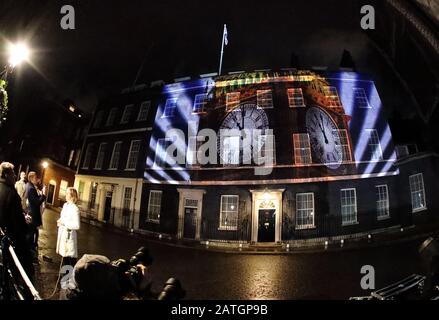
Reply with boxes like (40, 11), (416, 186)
(342, 221), (359, 227)
(412, 207), (428, 213)
(295, 225), (316, 231)
(218, 226), (238, 231)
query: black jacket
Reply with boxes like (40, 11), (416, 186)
(0, 178), (29, 254)
(25, 182), (46, 227)
(0, 178), (34, 287)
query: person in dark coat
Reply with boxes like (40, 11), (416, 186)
(0, 162), (34, 285)
(25, 171), (46, 253)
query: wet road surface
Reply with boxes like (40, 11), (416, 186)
(36, 208), (426, 300)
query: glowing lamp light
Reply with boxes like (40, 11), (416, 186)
(8, 42), (30, 68)
(41, 161), (49, 169)
(262, 191), (270, 200)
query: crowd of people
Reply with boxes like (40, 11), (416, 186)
(1, 161), (176, 300)
(0, 161), (81, 298)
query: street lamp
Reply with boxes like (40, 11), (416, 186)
(1, 41), (31, 126)
(1, 42), (30, 79)
(41, 161), (49, 188)
(7, 42), (30, 68)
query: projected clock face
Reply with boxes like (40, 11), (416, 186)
(218, 104), (269, 163)
(306, 106), (343, 169)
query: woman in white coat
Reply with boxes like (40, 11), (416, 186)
(56, 187), (80, 266)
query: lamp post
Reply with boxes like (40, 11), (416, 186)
(0, 42), (30, 126)
(41, 161), (49, 188)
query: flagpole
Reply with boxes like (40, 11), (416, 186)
(218, 24), (226, 75)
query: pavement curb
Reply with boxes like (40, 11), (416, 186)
(76, 214), (439, 255)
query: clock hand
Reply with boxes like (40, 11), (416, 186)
(319, 115), (329, 144)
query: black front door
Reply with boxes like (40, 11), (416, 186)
(104, 191), (112, 222)
(258, 209), (276, 242)
(47, 184), (55, 204)
(183, 207), (197, 239)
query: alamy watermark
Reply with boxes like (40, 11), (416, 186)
(60, 5), (75, 30)
(156, 123), (275, 176)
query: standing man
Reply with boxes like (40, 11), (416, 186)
(15, 171), (27, 210)
(0, 162), (34, 284)
(25, 171), (46, 257)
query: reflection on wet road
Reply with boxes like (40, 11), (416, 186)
(37, 208), (425, 299)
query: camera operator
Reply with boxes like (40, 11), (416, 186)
(61, 247), (185, 300)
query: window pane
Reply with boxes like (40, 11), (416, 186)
(287, 88), (305, 107)
(341, 189), (357, 225)
(220, 195), (239, 229)
(296, 193), (315, 229)
(293, 133), (312, 164)
(163, 98), (177, 117)
(109, 142), (122, 169)
(126, 140), (141, 169)
(257, 90), (274, 109)
(193, 94), (208, 113)
(410, 174), (426, 212)
(137, 101), (150, 121)
(226, 92), (240, 111)
(121, 105), (134, 123)
(147, 190), (161, 222)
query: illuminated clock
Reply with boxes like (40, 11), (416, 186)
(305, 106), (343, 169)
(218, 104), (269, 164)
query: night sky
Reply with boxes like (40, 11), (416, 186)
(1, 0), (373, 115)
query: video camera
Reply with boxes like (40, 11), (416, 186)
(111, 246), (154, 294)
(65, 247), (185, 300)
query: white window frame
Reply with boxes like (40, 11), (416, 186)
(409, 173), (427, 213)
(59, 180), (69, 201)
(82, 143), (94, 169)
(120, 104), (134, 124)
(287, 88), (305, 107)
(341, 188), (358, 226)
(366, 129), (383, 161)
(226, 92), (240, 112)
(123, 187), (133, 211)
(93, 110), (104, 129)
(323, 86), (342, 108)
(77, 180), (85, 201)
(68, 149), (75, 166)
(337, 129), (352, 162)
(219, 195), (239, 231)
(125, 140), (141, 170)
(192, 94), (208, 114)
(137, 101), (151, 121)
(186, 136), (205, 168)
(256, 134), (276, 166)
(395, 145), (409, 158)
(106, 108), (118, 126)
(162, 98), (178, 118)
(256, 89), (274, 109)
(376, 185), (390, 220)
(295, 193), (315, 230)
(147, 190), (162, 223)
(74, 149), (81, 167)
(293, 133), (312, 165)
(221, 135), (240, 166)
(353, 88), (371, 109)
(154, 138), (173, 168)
(109, 141), (123, 170)
(94, 142), (107, 170)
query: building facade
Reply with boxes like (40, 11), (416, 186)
(0, 99), (89, 208)
(77, 70), (439, 243)
(74, 85), (158, 230)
